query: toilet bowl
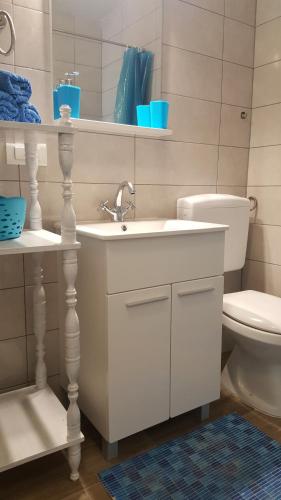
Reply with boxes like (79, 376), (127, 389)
(222, 289), (281, 417)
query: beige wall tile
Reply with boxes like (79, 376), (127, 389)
(253, 61), (281, 108)
(163, 93), (221, 144)
(225, 0), (256, 26)
(0, 255), (24, 289)
(53, 33), (74, 64)
(25, 282), (58, 334)
(248, 145), (281, 186)
(223, 18), (255, 68)
(13, 0), (49, 12)
(0, 1), (14, 66)
(0, 143), (19, 181)
(75, 39), (101, 68)
(135, 185), (216, 219)
(222, 62), (253, 107)
(0, 181), (20, 197)
(243, 259), (281, 297)
(255, 18), (281, 67)
(163, 0), (223, 58)
(217, 186), (247, 196)
(27, 330), (59, 381)
(71, 132), (135, 184)
(247, 186), (281, 225)
(218, 147), (249, 186)
(220, 105), (251, 148)
(0, 288), (25, 340)
(135, 139), (218, 185)
(0, 337), (27, 390)
(162, 45), (222, 102)
(256, 0), (281, 26)
(181, 0), (224, 15)
(14, 6), (51, 71)
(80, 90), (102, 120)
(247, 224), (281, 266)
(251, 103), (281, 147)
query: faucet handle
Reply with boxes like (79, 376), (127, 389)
(98, 200), (109, 212)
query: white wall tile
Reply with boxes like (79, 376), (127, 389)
(163, 0), (223, 59)
(225, 0), (256, 26)
(255, 18), (281, 67)
(163, 93), (221, 144)
(0, 288), (25, 340)
(218, 147), (249, 186)
(0, 142), (19, 181)
(220, 105), (251, 147)
(253, 61), (281, 108)
(251, 103), (281, 147)
(222, 62), (253, 108)
(135, 139), (218, 185)
(223, 18), (255, 67)
(0, 337), (27, 390)
(14, 6), (51, 71)
(162, 45), (222, 102)
(256, 0), (281, 26)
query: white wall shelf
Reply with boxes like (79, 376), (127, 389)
(55, 117), (173, 139)
(0, 109), (83, 482)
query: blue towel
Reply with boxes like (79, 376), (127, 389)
(0, 70), (32, 105)
(0, 90), (41, 123)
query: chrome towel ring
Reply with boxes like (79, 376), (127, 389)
(0, 11), (16, 56)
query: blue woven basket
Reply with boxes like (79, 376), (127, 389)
(0, 196), (26, 241)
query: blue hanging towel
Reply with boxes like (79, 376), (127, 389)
(114, 48), (153, 125)
(0, 70), (31, 105)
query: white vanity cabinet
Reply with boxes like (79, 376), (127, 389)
(73, 220), (227, 455)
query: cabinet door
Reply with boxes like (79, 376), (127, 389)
(107, 285), (171, 442)
(171, 276), (223, 418)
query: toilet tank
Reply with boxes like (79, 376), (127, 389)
(177, 194), (250, 272)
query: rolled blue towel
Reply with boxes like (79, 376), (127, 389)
(0, 70), (32, 105)
(0, 89), (20, 121)
(19, 103), (41, 124)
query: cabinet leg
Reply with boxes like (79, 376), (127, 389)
(201, 404), (210, 421)
(102, 439), (118, 460)
(68, 443), (81, 481)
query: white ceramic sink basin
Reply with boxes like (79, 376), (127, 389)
(76, 219), (227, 240)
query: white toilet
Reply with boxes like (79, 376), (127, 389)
(177, 194), (281, 418)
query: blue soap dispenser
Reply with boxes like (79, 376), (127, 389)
(57, 72), (81, 119)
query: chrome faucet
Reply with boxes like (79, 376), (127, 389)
(99, 181), (135, 222)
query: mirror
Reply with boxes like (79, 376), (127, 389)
(52, 0), (161, 125)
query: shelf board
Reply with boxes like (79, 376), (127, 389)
(56, 118), (173, 138)
(0, 120), (75, 144)
(0, 229), (80, 256)
(0, 385), (84, 473)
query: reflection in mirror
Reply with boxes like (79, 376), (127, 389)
(52, 0), (161, 125)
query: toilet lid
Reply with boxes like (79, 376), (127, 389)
(223, 290), (281, 334)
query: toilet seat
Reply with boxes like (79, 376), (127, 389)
(223, 290), (281, 335)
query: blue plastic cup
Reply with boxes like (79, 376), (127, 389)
(136, 105), (151, 127)
(150, 100), (169, 129)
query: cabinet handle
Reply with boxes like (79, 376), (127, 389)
(126, 295), (169, 308)
(177, 286), (214, 298)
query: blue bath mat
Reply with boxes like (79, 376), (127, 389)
(99, 413), (281, 499)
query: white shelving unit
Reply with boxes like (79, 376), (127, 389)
(0, 109), (84, 481)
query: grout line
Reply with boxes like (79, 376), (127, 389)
(255, 58), (281, 69)
(246, 258), (281, 268)
(256, 14), (281, 28)
(252, 101), (281, 110)
(177, 0), (255, 28)
(163, 42), (254, 69)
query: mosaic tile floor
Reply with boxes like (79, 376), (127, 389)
(99, 413), (281, 500)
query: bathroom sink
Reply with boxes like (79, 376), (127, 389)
(76, 220), (227, 294)
(76, 219), (227, 240)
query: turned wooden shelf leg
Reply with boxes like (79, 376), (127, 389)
(59, 121), (82, 481)
(33, 252), (47, 389)
(63, 249), (81, 481)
